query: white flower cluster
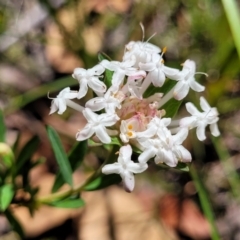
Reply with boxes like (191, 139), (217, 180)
(49, 40), (220, 192)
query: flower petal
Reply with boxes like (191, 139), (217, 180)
(173, 128), (188, 145)
(210, 123), (220, 137)
(185, 102), (200, 116)
(95, 126), (111, 144)
(78, 78), (88, 99)
(138, 147), (156, 164)
(196, 123), (207, 141)
(119, 144), (132, 161)
(88, 77), (107, 93)
(102, 163), (121, 175)
(76, 124), (95, 141)
(151, 69), (165, 87)
(189, 79), (205, 92)
(89, 64), (105, 75)
(200, 96), (211, 112)
(179, 116), (197, 128)
(176, 145), (192, 162)
(85, 98), (105, 112)
(173, 81), (189, 100)
(122, 171), (135, 192)
(127, 161), (148, 173)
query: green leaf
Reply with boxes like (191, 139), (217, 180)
(162, 98), (182, 118)
(0, 184), (14, 211)
(15, 136), (39, 174)
(104, 69), (114, 88)
(83, 174), (121, 191)
(47, 126), (73, 187)
(143, 79), (177, 98)
(50, 198), (85, 208)
(5, 209), (25, 239)
(0, 143), (14, 169)
(51, 141), (87, 193)
(0, 110), (6, 142)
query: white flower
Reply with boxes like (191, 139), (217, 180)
(85, 85), (122, 114)
(76, 108), (119, 144)
(101, 57), (138, 87)
(139, 53), (180, 88)
(123, 41), (161, 66)
(49, 87), (78, 115)
(102, 145), (148, 192)
(72, 64), (106, 99)
(173, 60), (205, 100)
(180, 97), (220, 141)
(138, 127), (191, 167)
(136, 116), (171, 140)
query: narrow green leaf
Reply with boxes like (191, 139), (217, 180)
(162, 98), (182, 118)
(5, 209), (25, 239)
(51, 141), (87, 193)
(83, 174), (121, 191)
(0, 110), (6, 142)
(0, 184), (14, 211)
(0, 143), (14, 168)
(104, 69), (114, 88)
(143, 79), (177, 98)
(47, 126), (73, 187)
(50, 198), (85, 208)
(15, 136), (39, 174)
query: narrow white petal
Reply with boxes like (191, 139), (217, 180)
(138, 147), (156, 164)
(95, 126), (111, 144)
(112, 71), (125, 87)
(179, 116), (197, 128)
(119, 144), (132, 160)
(88, 77), (107, 93)
(174, 81), (189, 100)
(82, 108), (98, 122)
(189, 79), (205, 92)
(196, 123), (207, 141)
(76, 125), (95, 141)
(156, 149), (177, 167)
(85, 98), (105, 111)
(89, 64), (105, 75)
(210, 123), (220, 137)
(183, 59), (196, 73)
(101, 113), (119, 126)
(122, 171), (135, 192)
(49, 100), (59, 115)
(77, 79), (88, 99)
(176, 145), (192, 162)
(163, 66), (180, 79)
(73, 68), (87, 79)
(173, 128), (188, 145)
(139, 62), (156, 71)
(151, 69), (165, 87)
(101, 60), (119, 71)
(127, 161), (148, 173)
(57, 99), (67, 114)
(102, 163), (121, 175)
(185, 102), (200, 116)
(200, 96), (211, 112)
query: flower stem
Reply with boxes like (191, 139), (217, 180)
(189, 164), (220, 240)
(158, 87), (174, 109)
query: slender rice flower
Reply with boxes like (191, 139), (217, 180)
(76, 108), (119, 144)
(49, 87), (79, 114)
(72, 64), (106, 99)
(49, 34), (220, 192)
(173, 60), (205, 100)
(102, 145), (148, 192)
(180, 97), (220, 141)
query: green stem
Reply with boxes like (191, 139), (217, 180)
(221, 0), (240, 60)
(190, 165), (220, 240)
(37, 145), (119, 204)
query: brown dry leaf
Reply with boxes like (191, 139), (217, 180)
(159, 194), (211, 239)
(105, 186), (178, 240)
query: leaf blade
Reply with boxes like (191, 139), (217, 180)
(47, 126), (73, 187)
